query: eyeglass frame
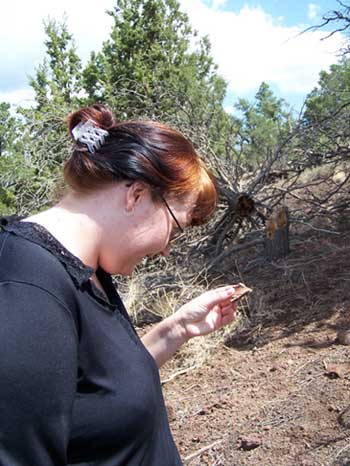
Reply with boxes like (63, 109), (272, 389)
(125, 181), (184, 238)
(160, 195), (184, 238)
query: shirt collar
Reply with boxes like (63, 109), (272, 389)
(0, 215), (95, 287)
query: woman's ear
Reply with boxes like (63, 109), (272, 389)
(124, 181), (149, 213)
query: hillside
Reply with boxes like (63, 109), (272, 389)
(157, 187), (350, 466)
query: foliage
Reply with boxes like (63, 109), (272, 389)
(82, 0), (233, 156)
(234, 82), (294, 168)
(83, 0), (225, 114)
(301, 57), (350, 164)
(29, 17), (83, 110)
(0, 19), (80, 215)
(304, 57), (350, 122)
(0, 102), (62, 215)
(0, 103), (22, 158)
(0, 103), (29, 214)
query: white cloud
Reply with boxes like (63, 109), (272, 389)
(0, 0), (115, 92)
(308, 3), (320, 20)
(180, 1), (344, 99)
(0, 88), (35, 109)
(211, 0), (228, 11)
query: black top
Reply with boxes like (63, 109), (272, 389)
(0, 216), (182, 466)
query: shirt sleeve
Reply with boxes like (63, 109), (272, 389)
(0, 281), (78, 466)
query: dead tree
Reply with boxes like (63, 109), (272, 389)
(264, 206), (290, 261)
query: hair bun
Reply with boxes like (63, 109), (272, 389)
(68, 104), (117, 139)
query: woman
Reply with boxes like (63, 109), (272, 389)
(0, 104), (239, 465)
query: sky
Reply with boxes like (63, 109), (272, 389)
(0, 0), (346, 115)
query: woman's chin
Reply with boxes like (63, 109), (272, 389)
(119, 259), (143, 276)
(116, 254), (156, 276)
(118, 265), (136, 276)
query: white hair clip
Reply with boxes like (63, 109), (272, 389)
(72, 120), (109, 154)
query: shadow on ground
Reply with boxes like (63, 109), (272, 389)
(222, 229), (350, 351)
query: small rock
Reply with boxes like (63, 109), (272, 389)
(338, 405), (350, 428)
(197, 407), (208, 415)
(337, 329), (350, 346)
(328, 405), (341, 413)
(300, 459), (317, 466)
(262, 425), (272, 431)
(213, 402), (224, 409)
(325, 363), (350, 378)
(238, 434), (262, 451)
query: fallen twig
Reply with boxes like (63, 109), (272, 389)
(184, 439), (223, 462)
(207, 238), (264, 271)
(161, 365), (197, 385)
(293, 220), (341, 235)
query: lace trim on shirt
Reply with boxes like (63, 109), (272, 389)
(0, 215), (94, 287)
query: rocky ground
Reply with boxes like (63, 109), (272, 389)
(158, 226), (350, 466)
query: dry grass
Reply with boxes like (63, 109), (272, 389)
(118, 269), (254, 369)
(295, 160), (350, 186)
(297, 164), (334, 184)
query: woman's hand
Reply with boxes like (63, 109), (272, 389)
(142, 285), (239, 368)
(173, 285), (239, 341)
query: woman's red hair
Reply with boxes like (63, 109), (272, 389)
(65, 104), (217, 226)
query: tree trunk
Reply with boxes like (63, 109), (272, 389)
(264, 206), (290, 261)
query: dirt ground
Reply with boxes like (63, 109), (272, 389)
(157, 226), (350, 466)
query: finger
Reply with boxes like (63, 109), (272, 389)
(220, 297), (238, 307)
(222, 312), (236, 326)
(221, 304), (235, 314)
(222, 303), (237, 316)
(221, 299), (238, 312)
(216, 285), (250, 307)
(201, 286), (237, 308)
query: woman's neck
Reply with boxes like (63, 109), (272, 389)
(23, 199), (104, 270)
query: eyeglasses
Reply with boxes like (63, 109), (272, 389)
(160, 196), (184, 240)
